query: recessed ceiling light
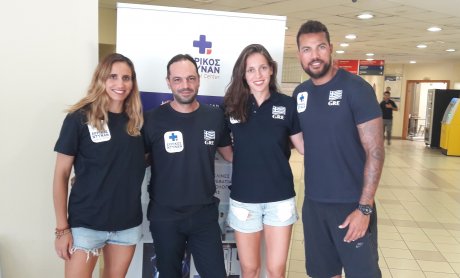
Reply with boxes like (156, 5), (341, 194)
(409, 60), (417, 64)
(336, 50), (345, 54)
(416, 44), (427, 48)
(340, 43), (349, 47)
(345, 34), (357, 40)
(366, 58), (374, 61)
(427, 26), (442, 32)
(446, 48), (456, 52)
(366, 53), (374, 56)
(357, 13), (374, 19)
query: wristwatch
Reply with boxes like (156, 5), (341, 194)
(357, 204), (373, 215)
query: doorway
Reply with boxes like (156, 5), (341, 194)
(403, 80), (449, 140)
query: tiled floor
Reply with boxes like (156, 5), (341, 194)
(287, 139), (460, 278)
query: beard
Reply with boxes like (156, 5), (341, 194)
(172, 88), (198, 104)
(302, 59), (331, 79)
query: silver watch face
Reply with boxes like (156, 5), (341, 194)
(358, 204), (373, 215)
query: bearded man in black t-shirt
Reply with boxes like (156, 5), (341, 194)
(142, 54), (232, 278)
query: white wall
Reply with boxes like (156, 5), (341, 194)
(0, 1), (97, 277)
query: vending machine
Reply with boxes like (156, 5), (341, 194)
(440, 98), (460, 156)
(424, 89), (460, 147)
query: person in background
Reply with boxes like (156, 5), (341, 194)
(142, 54), (233, 278)
(380, 90), (398, 145)
(223, 44), (304, 278)
(53, 53), (146, 277)
(293, 20), (384, 278)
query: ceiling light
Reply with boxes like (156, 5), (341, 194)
(340, 43), (349, 47)
(416, 44), (427, 48)
(366, 53), (374, 56)
(409, 60), (417, 64)
(446, 48), (456, 52)
(427, 26), (442, 32)
(345, 34), (357, 40)
(366, 58), (374, 61)
(336, 50), (345, 54)
(357, 13), (374, 19)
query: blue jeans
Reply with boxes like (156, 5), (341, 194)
(383, 119), (393, 144)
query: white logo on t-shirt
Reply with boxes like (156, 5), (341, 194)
(328, 90), (342, 106)
(272, 106), (286, 120)
(87, 123), (111, 143)
(164, 131), (184, 153)
(229, 117), (240, 124)
(204, 130), (215, 145)
(297, 92), (308, 113)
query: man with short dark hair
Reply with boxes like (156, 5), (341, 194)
(143, 54), (232, 277)
(380, 90), (398, 145)
(293, 20), (384, 278)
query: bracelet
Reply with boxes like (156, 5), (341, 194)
(55, 227), (71, 239)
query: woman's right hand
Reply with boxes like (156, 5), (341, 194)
(52, 153), (75, 261)
(55, 232), (73, 260)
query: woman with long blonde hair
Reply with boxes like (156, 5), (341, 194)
(52, 53), (146, 278)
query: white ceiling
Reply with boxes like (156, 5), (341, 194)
(99, 0), (460, 64)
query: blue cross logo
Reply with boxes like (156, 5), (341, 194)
(193, 35), (212, 54)
(300, 94), (305, 102)
(169, 133), (178, 141)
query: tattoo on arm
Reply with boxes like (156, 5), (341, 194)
(357, 117), (385, 205)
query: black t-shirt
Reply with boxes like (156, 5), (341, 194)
(54, 110), (146, 231)
(142, 103), (232, 220)
(380, 99), (397, 119)
(293, 69), (381, 203)
(226, 92), (301, 203)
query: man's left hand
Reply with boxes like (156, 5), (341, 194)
(338, 209), (370, 242)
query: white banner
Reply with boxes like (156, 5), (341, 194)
(117, 3), (285, 98)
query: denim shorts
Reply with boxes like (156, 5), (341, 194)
(71, 225), (142, 256)
(227, 197), (298, 233)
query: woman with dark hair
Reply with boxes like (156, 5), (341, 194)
(52, 53), (146, 277)
(224, 44), (303, 278)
